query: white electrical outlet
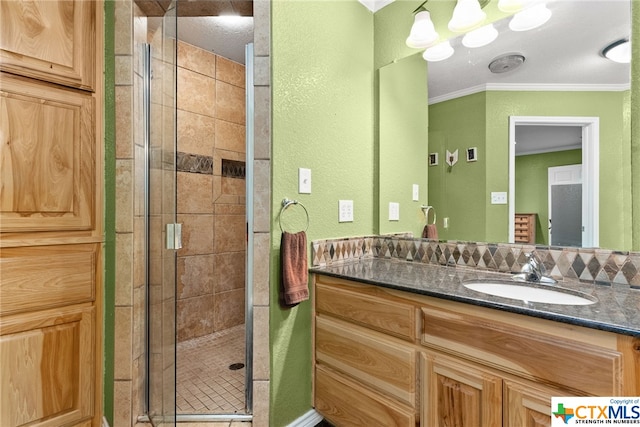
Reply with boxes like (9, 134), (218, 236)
(412, 184), (419, 201)
(491, 191), (508, 204)
(339, 200), (354, 222)
(298, 168), (311, 194)
(389, 202), (400, 221)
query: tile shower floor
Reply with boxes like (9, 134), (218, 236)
(177, 325), (246, 414)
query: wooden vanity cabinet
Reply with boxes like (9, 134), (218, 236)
(312, 275), (640, 427)
(314, 276), (419, 426)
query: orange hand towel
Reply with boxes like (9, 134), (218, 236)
(280, 231), (309, 307)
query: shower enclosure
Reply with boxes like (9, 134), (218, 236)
(138, 1), (254, 423)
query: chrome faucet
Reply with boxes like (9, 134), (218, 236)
(513, 251), (557, 284)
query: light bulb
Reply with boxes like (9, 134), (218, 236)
(462, 24), (498, 48)
(448, 0), (486, 33)
(406, 10), (439, 49)
(423, 41), (454, 62)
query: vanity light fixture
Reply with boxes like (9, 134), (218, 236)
(462, 23), (499, 48)
(423, 41), (455, 62)
(602, 38), (631, 64)
(497, 0), (524, 13)
(448, 0), (487, 33)
(508, 2), (552, 32)
(406, 9), (440, 49)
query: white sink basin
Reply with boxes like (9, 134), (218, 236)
(463, 281), (597, 305)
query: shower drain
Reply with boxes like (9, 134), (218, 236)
(229, 362), (245, 371)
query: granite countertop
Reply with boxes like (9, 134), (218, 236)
(310, 258), (640, 337)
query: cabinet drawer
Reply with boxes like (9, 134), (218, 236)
(421, 305), (622, 396)
(316, 280), (415, 341)
(315, 364), (416, 427)
(0, 244), (97, 315)
(316, 315), (416, 407)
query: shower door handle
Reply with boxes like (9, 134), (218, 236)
(166, 223), (183, 250)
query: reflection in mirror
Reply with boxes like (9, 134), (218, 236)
(426, 0), (631, 250)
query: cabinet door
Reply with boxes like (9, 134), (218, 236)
(0, 304), (95, 427)
(421, 352), (502, 427)
(504, 379), (576, 427)
(0, 0), (96, 90)
(0, 73), (94, 232)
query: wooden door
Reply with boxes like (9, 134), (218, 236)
(421, 351), (502, 427)
(0, 0), (103, 426)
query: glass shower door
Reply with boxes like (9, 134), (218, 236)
(145, 2), (177, 425)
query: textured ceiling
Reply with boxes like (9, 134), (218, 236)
(135, 0), (253, 17)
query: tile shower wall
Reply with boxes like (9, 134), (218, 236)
(115, 1), (271, 424)
(312, 236), (640, 288)
(176, 41), (246, 342)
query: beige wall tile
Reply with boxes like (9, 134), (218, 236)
(115, 232), (133, 306)
(115, 86), (133, 159)
(217, 56), (245, 88)
(177, 254), (215, 299)
(177, 172), (214, 214)
(178, 110), (216, 157)
(253, 0), (270, 57)
(252, 380), (270, 427)
(177, 295), (215, 340)
(114, 306), (133, 380)
(252, 233), (270, 306)
(116, 159), (134, 233)
(113, 380), (132, 427)
(132, 286), (146, 360)
(178, 67), (216, 117)
(213, 252), (245, 293)
(133, 216), (145, 287)
(115, 55), (133, 86)
(214, 289), (245, 330)
(252, 306), (269, 380)
(253, 56), (270, 87)
(214, 214), (246, 253)
(253, 160), (270, 233)
(179, 41), (216, 78)
(177, 214), (214, 256)
(114, 0), (132, 55)
(216, 81), (245, 124)
(221, 176), (246, 199)
(215, 119), (245, 153)
(253, 86), (271, 160)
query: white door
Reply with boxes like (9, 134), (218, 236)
(548, 165), (582, 247)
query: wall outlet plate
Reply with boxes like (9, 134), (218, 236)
(412, 184), (419, 201)
(339, 200), (354, 222)
(491, 191), (508, 204)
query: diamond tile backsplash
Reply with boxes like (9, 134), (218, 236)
(311, 236), (640, 288)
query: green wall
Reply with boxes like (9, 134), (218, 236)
(379, 53), (429, 236)
(103, 1), (115, 424)
(429, 90), (630, 250)
(515, 149), (582, 245)
(271, 2), (375, 425)
(632, 0), (640, 250)
(428, 92), (487, 241)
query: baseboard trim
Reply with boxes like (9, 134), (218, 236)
(287, 409), (324, 427)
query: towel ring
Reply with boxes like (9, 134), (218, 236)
(421, 205), (436, 225)
(279, 198), (310, 233)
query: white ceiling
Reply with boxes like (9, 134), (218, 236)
(177, 15), (254, 64)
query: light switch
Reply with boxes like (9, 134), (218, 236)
(299, 168), (311, 194)
(389, 202), (400, 221)
(339, 200), (354, 222)
(412, 184), (419, 201)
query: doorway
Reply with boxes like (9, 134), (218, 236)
(508, 116), (599, 247)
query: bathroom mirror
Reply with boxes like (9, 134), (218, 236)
(425, 0), (631, 250)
